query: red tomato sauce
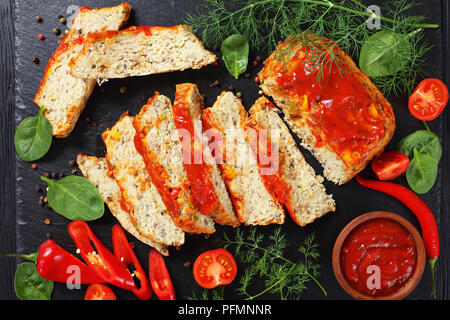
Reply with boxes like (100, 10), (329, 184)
(275, 49), (386, 167)
(244, 120), (291, 207)
(340, 218), (417, 297)
(172, 99), (219, 216)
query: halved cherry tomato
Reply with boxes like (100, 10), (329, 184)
(371, 151), (410, 181)
(149, 249), (175, 300)
(193, 248), (237, 289)
(84, 284), (117, 300)
(409, 78), (448, 121)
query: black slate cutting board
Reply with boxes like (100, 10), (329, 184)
(2, 0), (449, 300)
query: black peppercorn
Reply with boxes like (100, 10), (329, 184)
(32, 56), (40, 64)
(209, 80), (220, 88)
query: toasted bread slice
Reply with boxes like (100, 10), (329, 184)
(173, 83), (239, 227)
(258, 37), (395, 184)
(202, 92), (285, 226)
(133, 93), (216, 234)
(103, 113), (185, 247)
(246, 97), (335, 226)
(70, 25), (216, 82)
(34, 3), (131, 138)
(77, 154), (169, 256)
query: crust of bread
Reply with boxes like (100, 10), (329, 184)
(103, 113), (185, 247)
(133, 93), (216, 234)
(77, 154), (169, 256)
(70, 25), (216, 82)
(202, 92), (285, 226)
(34, 3), (131, 138)
(174, 83), (239, 227)
(247, 97), (335, 226)
(258, 38), (395, 184)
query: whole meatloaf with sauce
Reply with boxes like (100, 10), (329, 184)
(258, 37), (396, 184)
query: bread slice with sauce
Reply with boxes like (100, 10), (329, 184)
(76, 154), (169, 256)
(34, 3), (132, 138)
(69, 25), (216, 83)
(173, 83), (239, 227)
(102, 113), (185, 247)
(246, 97), (336, 226)
(258, 37), (395, 184)
(133, 93), (216, 234)
(202, 92), (285, 226)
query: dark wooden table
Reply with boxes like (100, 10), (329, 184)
(1, 0), (449, 301)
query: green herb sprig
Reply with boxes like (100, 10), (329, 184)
(188, 227), (325, 300)
(185, 0), (438, 96)
(41, 175), (105, 221)
(396, 126), (442, 194)
(221, 34), (249, 79)
(0, 252), (54, 300)
(14, 106), (52, 162)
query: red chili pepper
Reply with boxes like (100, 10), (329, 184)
(112, 225), (152, 300)
(149, 249), (175, 300)
(355, 175), (439, 298)
(36, 239), (105, 284)
(67, 220), (135, 291)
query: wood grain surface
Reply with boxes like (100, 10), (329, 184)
(0, 0), (16, 300)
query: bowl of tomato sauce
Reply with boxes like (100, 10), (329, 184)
(332, 211), (426, 300)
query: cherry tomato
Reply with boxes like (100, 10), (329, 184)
(149, 249), (175, 300)
(84, 284), (117, 300)
(193, 248), (237, 289)
(409, 78), (448, 121)
(371, 151), (410, 181)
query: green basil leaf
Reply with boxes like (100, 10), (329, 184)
(14, 262), (53, 300)
(221, 34), (249, 79)
(14, 106), (53, 162)
(359, 30), (411, 77)
(396, 130), (442, 161)
(406, 148), (438, 194)
(41, 175), (104, 221)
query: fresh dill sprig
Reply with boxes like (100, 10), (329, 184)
(184, 0), (438, 96)
(186, 286), (225, 300)
(187, 227), (326, 300)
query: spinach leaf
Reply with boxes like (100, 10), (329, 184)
(396, 130), (442, 161)
(359, 30), (411, 77)
(41, 175), (104, 221)
(221, 34), (249, 79)
(14, 262), (53, 300)
(14, 106), (53, 162)
(406, 148), (439, 194)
